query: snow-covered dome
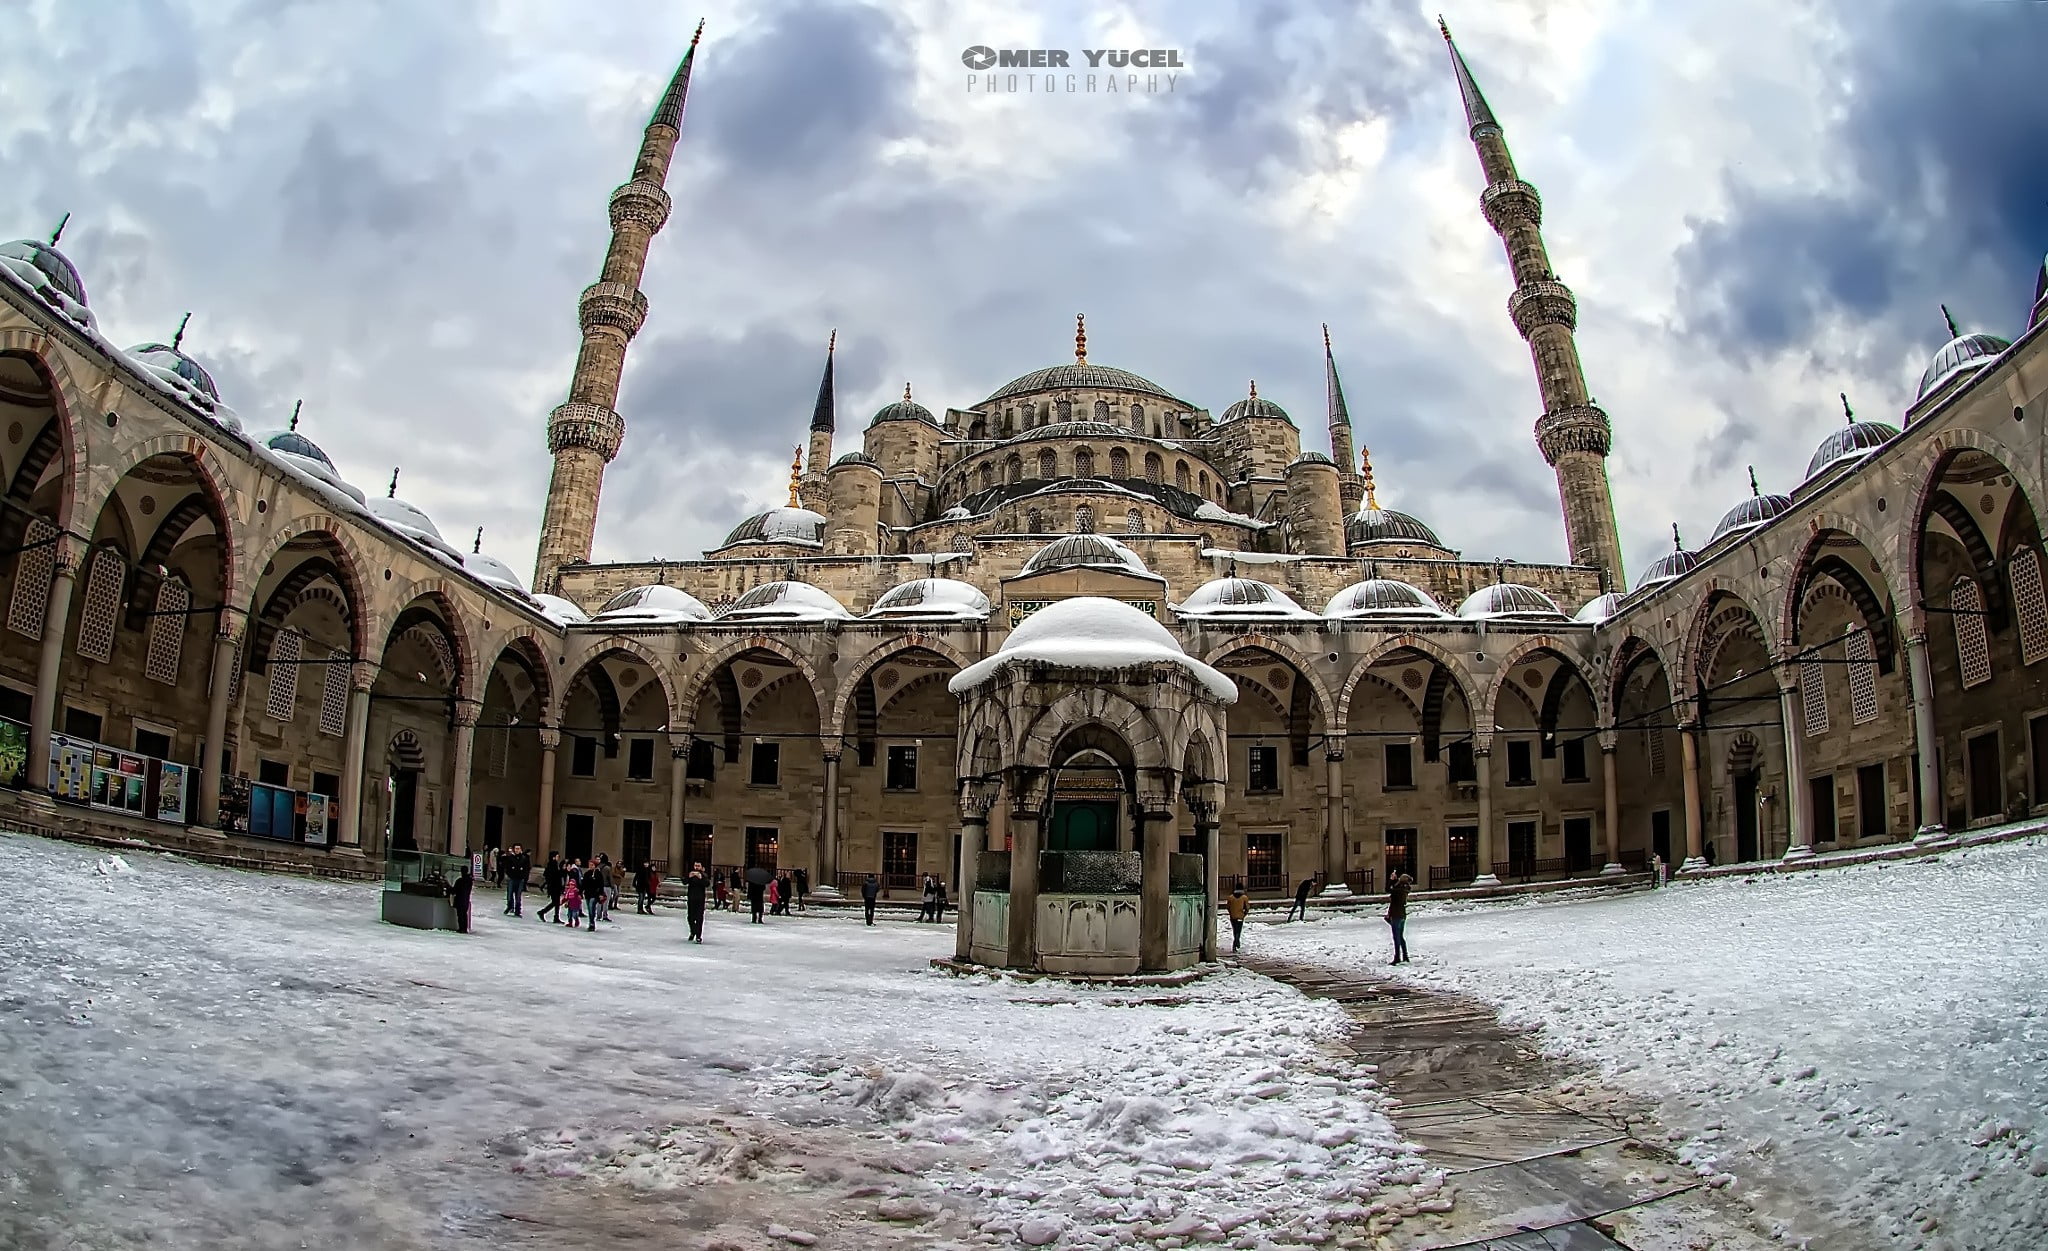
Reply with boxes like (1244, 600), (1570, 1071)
(1573, 592), (1621, 624)
(721, 506), (826, 549)
(1021, 533), (1150, 576)
(532, 593), (590, 625)
(0, 239), (94, 330)
(1347, 506), (1443, 549)
(250, 422), (366, 505)
(1457, 582), (1570, 621)
(1323, 578), (1451, 619)
(1287, 451), (1335, 470)
(1174, 576), (1316, 620)
(950, 597), (1238, 701)
(939, 505), (974, 521)
(462, 551), (527, 595)
(865, 577), (991, 620)
(252, 426), (334, 469)
(719, 581), (851, 622)
(126, 341), (238, 428)
(1805, 417), (1899, 482)
(593, 584), (711, 624)
(369, 493), (462, 562)
(1916, 331), (2010, 405)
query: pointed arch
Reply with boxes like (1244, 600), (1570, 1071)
(1018, 687), (1168, 773)
(1781, 528), (1897, 674)
(1679, 582), (1780, 696)
(551, 634), (681, 727)
(675, 634), (826, 735)
(374, 586), (477, 703)
(483, 628), (557, 719)
(828, 634), (970, 739)
(1481, 636), (1599, 730)
(243, 515), (378, 661)
(1200, 634), (1337, 733)
(1605, 630), (1677, 728)
(1336, 634), (1480, 732)
(87, 434), (244, 602)
(0, 332), (86, 528)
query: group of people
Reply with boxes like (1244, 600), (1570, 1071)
(1222, 870), (1415, 964)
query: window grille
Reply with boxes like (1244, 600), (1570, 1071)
(74, 547), (125, 663)
(7, 517), (56, 639)
(1801, 656), (1829, 735)
(1074, 448), (1094, 477)
(1845, 628), (1879, 725)
(1647, 728), (1665, 775)
(1954, 577), (1992, 689)
(144, 577), (190, 685)
(1037, 450), (1056, 479)
(1109, 448), (1128, 476)
(1074, 505), (1094, 534)
(318, 646), (350, 736)
(2011, 548), (2048, 666)
(266, 629), (304, 722)
(1126, 509), (1143, 534)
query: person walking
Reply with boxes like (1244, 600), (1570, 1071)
(452, 863), (474, 934)
(861, 873), (880, 926)
(1385, 870), (1413, 964)
(484, 846), (499, 886)
(1286, 877), (1314, 922)
(746, 865), (770, 923)
(794, 866), (809, 912)
(933, 877), (948, 924)
(634, 861), (655, 915)
(919, 874), (937, 922)
(713, 872), (730, 913)
(1225, 885), (1250, 953)
(685, 862), (709, 943)
(538, 852), (565, 923)
(564, 873), (584, 929)
(581, 860), (605, 935)
(502, 844), (531, 916)
(600, 854), (620, 918)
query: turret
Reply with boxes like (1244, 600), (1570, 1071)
(1283, 452), (1345, 556)
(826, 452), (883, 555)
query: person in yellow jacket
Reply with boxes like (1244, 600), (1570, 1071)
(1225, 885), (1251, 953)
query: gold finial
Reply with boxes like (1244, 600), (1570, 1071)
(1075, 313), (1087, 364)
(903, 382), (912, 402)
(691, 17), (705, 46)
(787, 445), (803, 506)
(1360, 445), (1378, 509)
(1438, 14), (1452, 41)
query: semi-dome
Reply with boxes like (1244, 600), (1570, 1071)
(1218, 385), (1293, 425)
(865, 577), (991, 620)
(1175, 576), (1317, 620)
(980, 363), (1191, 409)
(1573, 592), (1622, 623)
(1347, 506), (1443, 549)
(0, 238), (87, 306)
(721, 506), (826, 548)
(1710, 470), (1792, 543)
(950, 596), (1237, 701)
(1804, 418), (1899, 482)
(1020, 532), (1151, 576)
(593, 584), (711, 624)
(1324, 578), (1451, 619)
(1457, 582), (1570, 621)
(1916, 332), (2010, 404)
(719, 580), (851, 621)
(461, 550), (528, 595)
(532, 593), (590, 625)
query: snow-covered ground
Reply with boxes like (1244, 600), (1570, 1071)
(1257, 836), (2048, 1250)
(0, 832), (1437, 1250)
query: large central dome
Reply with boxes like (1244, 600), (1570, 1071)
(979, 362), (1191, 409)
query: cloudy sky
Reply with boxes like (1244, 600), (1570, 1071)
(6, 0), (2044, 584)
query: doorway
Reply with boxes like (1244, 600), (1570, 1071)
(1505, 820), (1537, 878)
(1651, 809), (1671, 864)
(1733, 769), (1760, 862)
(1048, 800), (1118, 851)
(563, 813), (593, 863)
(1967, 731), (2002, 823)
(1809, 774), (1836, 845)
(1856, 764), (1887, 840)
(389, 770), (418, 850)
(1562, 816), (1592, 872)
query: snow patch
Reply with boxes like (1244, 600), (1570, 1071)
(949, 598), (1238, 701)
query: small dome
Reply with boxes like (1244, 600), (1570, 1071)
(721, 506), (827, 548)
(980, 363), (1191, 409)
(1348, 506), (1443, 549)
(1324, 578), (1450, 619)
(1287, 451), (1335, 469)
(1021, 533), (1151, 576)
(127, 342), (221, 403)
(461, 550), (527, 595)
(370, 494), (444, 540)
(0, 239), (86, 305)
(1175, 576), (1316, 620)
(831, 451), (878, 468)
(1573, 592), (1621, 624)
(866, 577), (991, 620)
(1457, 582), (1569, 621)
(870, 395), (938, 426)
(532, 593), (590, 625)
(1219, 391), (1293, 425)
(950, 596), (1237, 702)
(1805, 421), (1899, 481)
(719, 580), (851, 621)
(1710, 491), (1792, 543)
(1916, 333), (2011, 403)
(594, 584), (711, 623)
(1634, 528), (1699, 592)
(251, 427), (334, 469)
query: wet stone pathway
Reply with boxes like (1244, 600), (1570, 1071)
(1237, 956), (1782, 1250)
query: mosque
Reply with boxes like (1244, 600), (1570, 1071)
(2, 20), (2044, 968)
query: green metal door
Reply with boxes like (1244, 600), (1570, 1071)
(1049, 800), (1117, 851)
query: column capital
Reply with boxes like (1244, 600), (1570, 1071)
(51, 533), (85, 576)
(667, 730), (693, 756)
(349, 659), (378, 692)
(450, 700), (481, 729)
(1323, 749), (1345, 764)
(537, 727), (563, 751)
(820, 748), (842, 764)
(1598, 731), (1617, 753)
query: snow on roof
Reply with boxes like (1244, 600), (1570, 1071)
(866, 577), (991, 620)
(594, 584), (711, 623)
(1195, 500), (1269, 527)
(1199, 548), (1301, 565)
(1324, 578), (1450, 619)
(719, 580), (851, 622)
(461, 551), (528, 595)
(0, 242), (97, 333)
(368, 495), (463, 562)
(1173, 576), (1317, 620)
(950, 597), (1238, 701)
(532, 593), (590, 625)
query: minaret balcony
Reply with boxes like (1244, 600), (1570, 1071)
(579, 281), (650, 338)
(1534, 403), (1612, 464)
(1508, 279), (1578, 337)
(1481, 178), (1543, 231)
(608, 179), (673, 233)
(548, 401), (626, 460)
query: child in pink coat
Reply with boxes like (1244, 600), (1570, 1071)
(564, 877), (583, 929)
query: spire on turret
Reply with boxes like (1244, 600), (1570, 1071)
(1360, 446), (1379, 510)
(1841, 392), (1855, 424)
(903, 382), (913, 402)
(387, 468), (400, 498)
(474, 527), (484, 554)
(1247, 379), (1258, 400)
(1942, 303), (1961, 339)
(1075, 313), (1088, 365)
(288, 399), (302, 431)
(171, 311), (191, 351)
(1748, 465), (1761, 497)
(650, 19), (707, 131)
(1438, 16), (1498, 136)
(787, 446), (803, 507)
(809, 331), (836, 432)
(49, 213), (69, 246)
(1671, 522), (1684, 551)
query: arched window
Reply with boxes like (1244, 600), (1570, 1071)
(1004, 407), (1016, 435)
(1021, 402), (1037, 428)
(2011, 547), (2048, 666)
(1174, 461), (1191, 493)
(1026, 508), (1044, 534)
(1844, 627), (1879, 725)
(1198, 471), (1210, 498)
(1093, 399), (1110, 422)
(7, 516), (56, 640)
(1055, 400), (1072, 423)
(1145, 453), (1163, 484)
(1126, 508), (1143, 534)
(1130, 403), (1144, 432)
(74, 546), (126, 664)
(1075, 505), (1095, 534)
(1037, 449), (1057, 479)
(1074, 448), (1094, 478)
(317, 644), (350, 736)
(979, 463), (995, 490)
(1953, 576), (1992, 688)
(1005, 455), (1023, 484)
(1109, 448), (1129, 477)
(143, 576), (190, 685)
(265, 628), (304, 722)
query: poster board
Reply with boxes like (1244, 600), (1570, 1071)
(154, 761), (189, 825)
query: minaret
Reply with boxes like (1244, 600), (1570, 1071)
(799, 331), (835, 512)
(1322, 323), (1362, 512)
(533, 21), (706, 594)
(1439, 17), (1625, 586)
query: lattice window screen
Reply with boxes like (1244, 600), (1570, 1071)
(317, 647), (350, 736)
(1074, 505), (1095, 534)
(1647, 728), (1666, 775)
(74, 548), (126, 663)
(1801, 657), (1830, 735)
(1125, 509), (1143, 534)
(265, 629), (304, 721)
(1954, 577), (1992, 689)
(1110, 449), (1129, 477)
(7, 517), (56, 639)
(1845, 628), (1879, 726)
(490, 723), (511, 778)
(2011, 548), (2048, 667)
(144, 578), (190, 685)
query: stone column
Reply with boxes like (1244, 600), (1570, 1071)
(1472, 743), (1502, 886)
(336, 663), (374, 848)
(1779, 684), (1815, 861)
(195, 616), (241, 827)
(534, 727), (561, 859)
(1138, 802), (1173, 971)
(1005, 782), (1044, 970)
(666, 732), (690, 873)
(815, 751), (843, 897)
(955, 787), (994, 961)
(1679, 723), (1707, 871)
(1599, 735), (1625, 875)
(1904, 630), (1945, 841)
(1195, 804), (1221, 962)
(25, 536), (80, 791)
(444, 701), (479, 855)
(1318, 751), (1351, 896)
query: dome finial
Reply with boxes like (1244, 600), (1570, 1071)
(1360, 445), (1378, 509)
(1748, 465), (1760, 497)
(171, 311), (191, 351)
(1840, 392), (1854, 424)
(288, 399), (302, 431)
(1321, 321), (1331, 352)
(1671, 521), (1684, 551)
(788, 445), (803, 507)
(474, 526), (484, 554)
(388, 468), (400, 498)
(827, 328), (835, 353)
(903, 381), (912, 402)
(1438, 14), (1452, 40)
(49, 212), (70, 246)
(1942, 303), (1960, 339)
(1248, 379), (1258, 400)
(1074, 312), (1087, 364)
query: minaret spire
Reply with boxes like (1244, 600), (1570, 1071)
(1323, 324), (1362, 511)
(1748, 465), (1761, 497)
(1841, 392), (1855, 424)
(289, 399), (302, 431)
(799, 330), (836, 511)
(1075, 313), (1088, 364)
(1441, 17), (1625, 586)
(534, 22), (708, 594)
